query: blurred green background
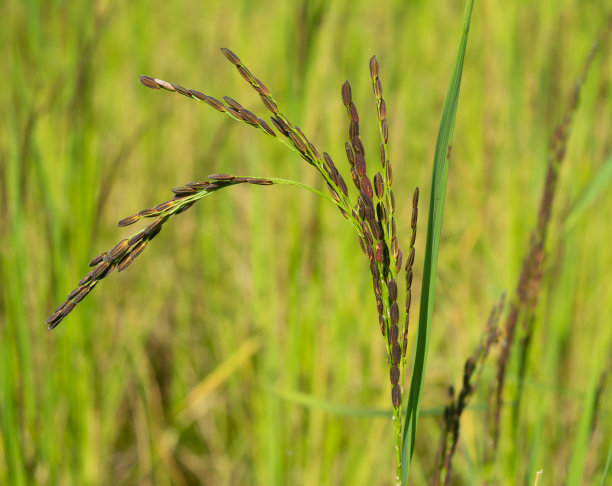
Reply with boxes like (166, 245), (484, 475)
(1, 0), (611, 484)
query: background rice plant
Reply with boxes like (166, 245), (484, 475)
(1, 0), (611, 485)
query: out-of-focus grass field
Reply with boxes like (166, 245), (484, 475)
(1, 0), (611, 484)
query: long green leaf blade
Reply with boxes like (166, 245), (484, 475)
(401, 1), (474, 483)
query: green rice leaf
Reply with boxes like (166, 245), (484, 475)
(400, 0), (474, 482)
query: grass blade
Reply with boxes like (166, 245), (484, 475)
(400, 0), (474, 482)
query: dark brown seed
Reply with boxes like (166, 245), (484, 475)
(117, 253), (134, 272)
(366, 243), (374, 261)
(392, 384), (401, 408)
(376, 296), (383, 316)
(363, 225), (373, 247)
(171, 186), (196, 196)
(236, 65), (253, 84)
(154, 200), (176, 212)
(390, 365), (400, 385)
(357, 200), (365, 220)
(372, 276), (381, 296)
(72, 286), (91, 304)
(390, 190), (395, 212)
(389, 324), (399, 343)
(341, 81), (352, 106)
(405, 289), (412, 312)
(253, 78), (269, 95)
(220, 47), (242, 66)
(337, 175), (348, 197)
(403, 335), (408, 357)
(240, 109), (260, 126)
(270, 116), (287, 135)
(118, 214), (140, 227)
(327, 184), (340, 203)
(209, 174), (235, 181)
(375, 241), (383, 262)
(128, 230), (145, 246)
(105, 239), (129, 262)
(355, 152), (366, 177)
(226, 106), (243, 120)
(131, 240), (147, 259)
(204, 96), (227, 112)
(78, 269), (95, 286)
(374, 172), (384, 198)
(351, 168), (360, 190)
(392, 342), (401, 364)
(189, 89), (207, 101)
(248, 178), (273, 186)
(345, 142), (355, 166)
(60, 300), (76, 317)
(139, 75), (160, 89)
(288, 133), (308, 154)
(406, 247), (415, 270)
(359, 237), (366, 255)
(395, 250), (403, 273)
(388, 279), (397, 302)
(360, 175), (373, 199)
(369, 56), (379, 80)
(138, 208), (157, 217)
(370, 260), (378, 277)
(349, 120), (359, 140)
(171, 83), (190, 97)
(391, 236), (399, 259)
(380, 143), (386, 167)
(411, 206), (418, 230)
(89, 252), (107, 267)
(370, 219), (382, 241)
(203, 183), (221, 191)
(406, 268), (413, 290)
(410, 225), (417, 247)
(386, 160), (393, 186)
(91, 261), (111, 281)
(307, 141), (320, 160)
(259, 118), (276, 137)
(349, 102), (359, 124)
(413, 187), (419, 208)
(143, 218), (163, 239)
(66, 285), (84, 300)
(379, 316), (385, 336)
(379, 99), (386, 121)
(352, 136), (365, 156)
(381, 118), (388, 143)
(375, 77), (383, 100)
(390, 302), (399, 324)
(260, 95), (279, 114)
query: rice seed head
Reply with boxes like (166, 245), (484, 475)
(139, 75), (160, 89)
(374, 172), (384, 198)
(391, 384), (401, 408)
(389, 324), (399, 343)
(341, 81), (352, 107)
(355, 152), (366, 177)
(105, 239), (129, 263)
(89, 252), (107, 267)
(390, 364), (400, 385)
(118, 214), (140, 227)
(360, 175), (373, 199)
(189, 89), (207, 101)
(391, 342), (401, 364)
(369, 55), (379, 80)
(221, 47), (242, 66)
(171, 83), (191, 97)
(223, 96), (243, 111)
(260, 95), (280, 115)
(204, 96), (227, 113)
(390, 302), (399, 324)
(388, 279), (398, 302)
(349, 102), (359, 124)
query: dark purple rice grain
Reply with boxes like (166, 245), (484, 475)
(360, 175), (373, 199)
(392, 342), (401, 364)
(259, 118), (276, 136)
(341, 81), (352, 106)
(220, 47), (242, 66)
(388, 279), (397, 302)
(89, 252), (107, 267)
(390, 365), (400, 385)
(260, 95), (279, 114)
(390, 302), (399, 324)
(118, 214), (140, 227)
(139, 75), (160, 89)
(406, 268), (413, 290)
(204, 96), (227, 112)
(389, 324), (399, 343)
(392, 384), (401, 408)
(374, 172), (384, 198)
(345, 142), (355, 166)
